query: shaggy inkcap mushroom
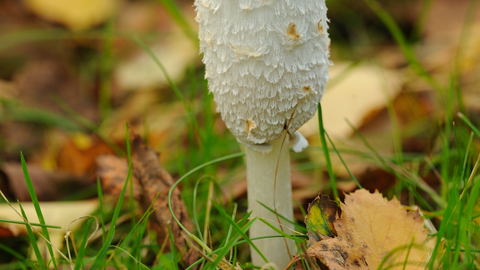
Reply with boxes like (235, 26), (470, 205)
(195, 0), (331, 145)
(195, 0), (331, 267)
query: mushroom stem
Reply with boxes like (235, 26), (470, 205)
(245, 135), (295, 268)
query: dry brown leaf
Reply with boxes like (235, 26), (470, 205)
(301, 237), (369, 270)
(96, 132), (199, 267)
(96, 155), (142, 199)
(335, 189), (431, 270)
(0, 162), (90, 201)
(130, 132), (198, 268)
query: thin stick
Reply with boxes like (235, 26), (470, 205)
(273, 104), (298, 260)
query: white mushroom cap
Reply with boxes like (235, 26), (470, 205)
(195, 0), (331, 145)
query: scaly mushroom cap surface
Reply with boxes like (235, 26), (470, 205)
(195, 0), (331, 144)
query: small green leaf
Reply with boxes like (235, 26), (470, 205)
(304, 194), (340, 246)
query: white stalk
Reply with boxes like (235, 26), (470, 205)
(245, 136), (295, 268)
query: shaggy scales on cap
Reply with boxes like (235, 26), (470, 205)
(195, 0), (331, 145)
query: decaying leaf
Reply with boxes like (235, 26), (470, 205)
(130, 132), (198, 268)
(305, 194), (341, 246)
(289, 236), (369, 270)
(96, 132), (199, 267)
(58, 134), (114, 177)
(335, 189), (432, 270)
(96, 154), (142, 199)
(292, 190), (434, 270)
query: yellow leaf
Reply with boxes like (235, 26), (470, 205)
(25, 0), (117, 31)
(335, 189), (432, 270)
(299, 62), (403, 139)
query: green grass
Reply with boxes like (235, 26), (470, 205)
(0, 0), (479, 269)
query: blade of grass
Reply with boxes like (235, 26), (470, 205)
(464, 174), (480, 264)
(166, 223), (180, 270)
(202, 178), (215, 253)
(192, 176), (211, 243)
(258, 218), (304, 242)
(89, 125), (133, 270)
(18, 202), (45, 270)
(210, 201), (269, 268)
(167, 152), (244, 252)
(90, 227), (116, 270)
(134, 217), (149, 268)
(156, 0), (198, 44)
(428, 188), (459, 269)
(459, 132), (474, 182)
(224, 203), (237, 254)
(0, 243), (41, 270)
(96, 178), (106, 244)
(99, 16), (115, 122)
(325, 132), (362, 188)
(256, 201), (307, 233)
(453, 0), (479, 115)
(409, 0), (434, 42)
(0, 219), (61, 229)
(74, 218), (94, 270)
(362, 0), (441, 91)
(20, 153), (57, 270)
(116, 206), (156, 263)
(0, 100), (82, 131)
(110, 246), (150, 270)
(457, 112), (480, 138)
(52, 96), (124, 156)
(451, 199), (467, 268)
(132, 35), (203, 144)
(318, 103), (338, 200)
(346, 120), (444, 207)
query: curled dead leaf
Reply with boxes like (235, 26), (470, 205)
(130, 132), (199, 268)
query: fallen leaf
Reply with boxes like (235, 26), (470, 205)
(299, 62), (403, 140)
(96, 136), (200, 267)
(304, 194), (341, 246)
(334, 189), (432, 270)
(0, 162), (90, 201)
(57, 134), (114, 177)
(116, 32), (198, 91)
(130, 132), (198, 268)
(24, 0), (117, 31)
(0, 200), (99, 259)
(290, 236), (369, 270)
(96, 155), (142, 199)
